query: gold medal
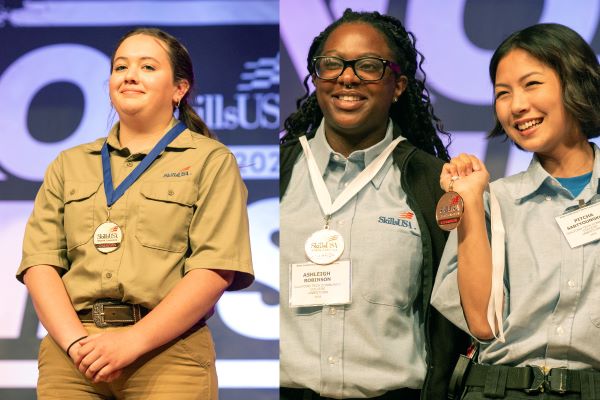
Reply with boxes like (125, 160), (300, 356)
(436, 176), (464, 231)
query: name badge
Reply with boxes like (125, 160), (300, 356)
(555, 201), (600, 248)
(289, 261), (351, 307)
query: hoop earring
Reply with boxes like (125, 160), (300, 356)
(175, 99), (181, 108)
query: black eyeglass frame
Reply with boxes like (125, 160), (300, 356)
(311, 56), (402, 82)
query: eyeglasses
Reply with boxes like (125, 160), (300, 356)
(312, 56), (401, 82)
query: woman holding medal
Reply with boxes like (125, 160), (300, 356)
(280, 9), (468, 400)
(432, 23), (600, 399)
(16, 28), (253, 399)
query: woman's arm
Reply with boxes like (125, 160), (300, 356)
(77, 268), (234, 382)
(440, 154), (494, 340)
(23, 265), (88, 362)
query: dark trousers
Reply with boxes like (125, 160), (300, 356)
(280, 387), (421, 400)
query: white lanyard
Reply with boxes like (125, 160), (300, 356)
(487, 187), (506, 343)
(298, 134), (404, 221)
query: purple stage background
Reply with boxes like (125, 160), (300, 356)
(0, 1), (278, 399)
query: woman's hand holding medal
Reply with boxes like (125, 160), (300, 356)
(436, 153), (490, 231)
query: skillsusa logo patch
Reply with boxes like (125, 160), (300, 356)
(163, 166), (191, 178)
(378, 211), (416, 230)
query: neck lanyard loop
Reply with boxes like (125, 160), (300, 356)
(298, 134), (404, 219)
(101, 122), (186, 207)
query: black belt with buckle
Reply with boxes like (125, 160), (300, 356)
(78, 299), (150, 328)
(465, 363), (600, 395)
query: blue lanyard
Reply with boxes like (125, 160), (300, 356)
(101, 122), (186, 207)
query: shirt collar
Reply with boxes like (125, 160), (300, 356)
(511, 143), (600, 201)
(310, 118), (396, 189)
(85, 119), (196, 153)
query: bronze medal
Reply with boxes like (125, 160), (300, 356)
(436, 191), (464, 231)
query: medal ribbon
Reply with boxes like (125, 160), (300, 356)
(101, 122), (186, 207)
(487, 186), (506, 343)
(299, 129), (404, 218)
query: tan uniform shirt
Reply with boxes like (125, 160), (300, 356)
(17, 122), (254, 310)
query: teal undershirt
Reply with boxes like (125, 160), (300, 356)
(556, 171), (593, 197)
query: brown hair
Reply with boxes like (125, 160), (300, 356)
(112, 28), (215, 138)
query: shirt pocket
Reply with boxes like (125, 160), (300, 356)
(136, 181), (196, 252)
(359, 228), (423, 309)
(63, 181), (101, 250)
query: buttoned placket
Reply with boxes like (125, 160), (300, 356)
(545, 188), (587, 365)
(99, 150), (140, 298)
(319, 154), (362, 397)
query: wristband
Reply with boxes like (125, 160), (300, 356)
(66, 335), (88, 357)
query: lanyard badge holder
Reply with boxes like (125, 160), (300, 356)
(289, 131), (404, 308)
(555, 186), (600, 249)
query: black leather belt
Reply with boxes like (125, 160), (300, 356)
(77, 299), (150, 328)
(465, 363), (600, 394)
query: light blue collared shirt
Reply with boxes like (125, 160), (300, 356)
(280, 120), (426, 398)
(432, 144), (600, 369)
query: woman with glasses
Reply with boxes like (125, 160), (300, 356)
(280, 9), (468, 400)
(432, 23), (600, 399)
(16, 28), (253, 399)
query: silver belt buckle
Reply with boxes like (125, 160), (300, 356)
(92, 300), (116, 328)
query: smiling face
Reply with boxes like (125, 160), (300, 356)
(109, 34), (188, 123)
(314, 22), (406, 152)
(494, 48), (583, 157)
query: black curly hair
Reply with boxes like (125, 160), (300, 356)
(489, 23), (600, 139)
(281, 8), (450, 161)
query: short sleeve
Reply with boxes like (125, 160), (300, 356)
(16, 153), (69, 282)
(184, 150), (254, 290)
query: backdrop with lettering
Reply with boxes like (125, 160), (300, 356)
(0, 1), (278, 399)
(280, 0), (600, 179)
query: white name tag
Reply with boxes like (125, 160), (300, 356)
(289, 261), (351, 308)
(555, 201), (600, 248)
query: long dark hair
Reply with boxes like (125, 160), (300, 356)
(111, 28), (215, 139)
(281, 9), (450, 161)
(489, 23), (600, 139)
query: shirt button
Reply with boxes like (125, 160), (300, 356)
(556, 326), (564, 335)
(69, 189), (76, 195)
(343, 182), (349, 187)
(568, 280), (575, 288)
(328, 356), (336, 364)
(545, 196), (552, 201)
(105, 272), (112, 279)
(168, 190), (175, 196)
(126, 161), (133, 167)
(329, 307), (336, 315)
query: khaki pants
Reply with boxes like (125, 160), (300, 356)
(37, 324), (218, 400)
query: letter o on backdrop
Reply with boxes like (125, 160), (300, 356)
(0, 44), (111, 181)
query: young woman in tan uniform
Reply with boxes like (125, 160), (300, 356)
(17, 28), (253, 399)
